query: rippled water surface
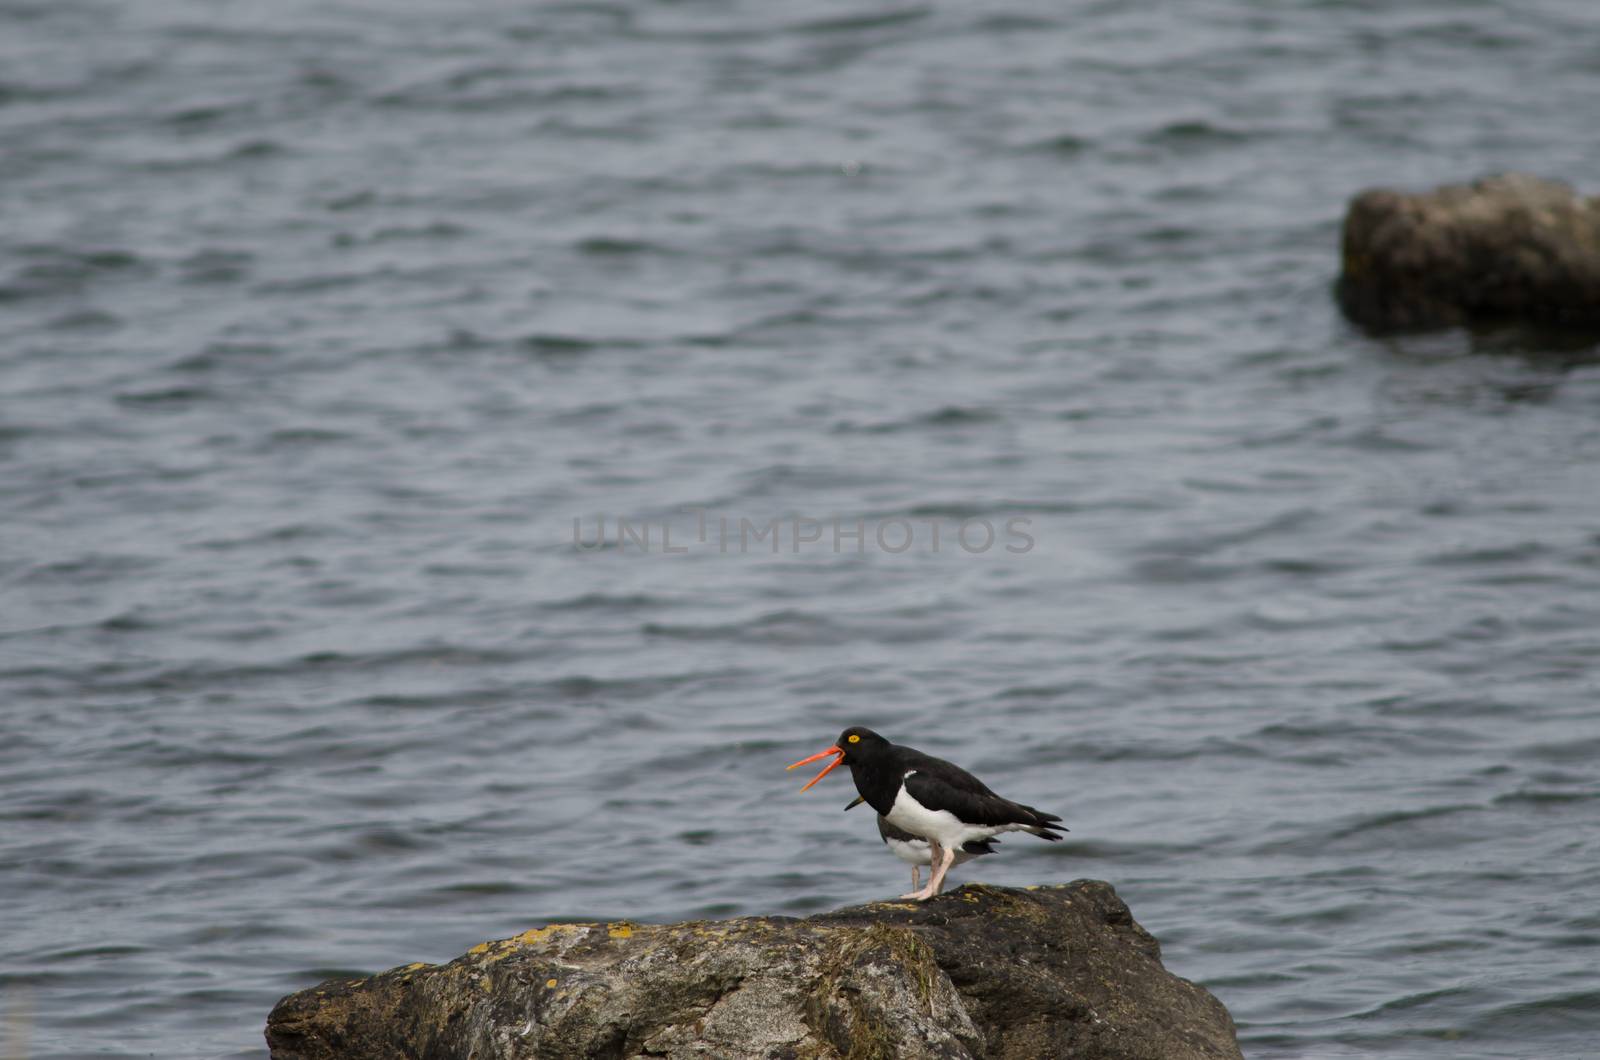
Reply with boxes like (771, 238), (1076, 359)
(4, 1), (1600, 1056)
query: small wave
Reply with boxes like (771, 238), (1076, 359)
(265, 427), (353, 447)
(1514, 735), (1600, 764)
(834, 405), (1003, 434)
(644, 609), (850, 647)
(1322, 803), (1483, 844)
(518, 333), (609, 356)
(1349, 983), (1477, 1021)
(351, 670), (738, 712)
(1370, 933), (1487, 958)
(1492, 788), (1600, 808)
(542, 591), (671, 612)
(1466, 989), (1600, 1036)
(1144, 119), (1258, 147)
(113, 385), (217, 408)
(1032, 735), (1263, 764)
(1336, 426), (1436, 453)
(169, 340), (280, 373)
(996, 681), (1102, 701)
(1127, 555), (1241, 583)
(347, 222), (471, 246)
(374, 77), (631, 113)
(194, 522), (335, 551)
(46, 308), (121, 331)
(162, 100), (253, 128)
(0, 247), (148, 302)
(1034, 837), (1207, 864)
(42, 944), (149, 962)
(1422, 542), (1549, 567)
(96, 610), (160, 633)
(230, 139), (284, 160)
(253, 270), (369, 295)
(11, 553), (160, 586)
(177, 248), (254, 284)
(10, 643), (548, 696)
(787, 8), (931, 35)
(574, 236), (675, 257)
(429, 879), (536, 897)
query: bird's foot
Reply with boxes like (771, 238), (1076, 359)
(898, 887), (937, 902)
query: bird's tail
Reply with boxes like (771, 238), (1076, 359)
(1020, 803), (1066, 840)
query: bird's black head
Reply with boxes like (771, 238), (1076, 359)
(834, 726), (891, 763)
(786, 725), (893, 793)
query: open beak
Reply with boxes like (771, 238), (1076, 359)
(786, 745), (844, 792)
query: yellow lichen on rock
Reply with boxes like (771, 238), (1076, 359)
(512, 923), (593, 947)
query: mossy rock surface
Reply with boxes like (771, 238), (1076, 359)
(266, 880), (1241, 1060)
(1337, 173), (1600, 333)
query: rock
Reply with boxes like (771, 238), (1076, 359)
(1336, 173), (1600, 332)
(266, 880), (1241, 1060)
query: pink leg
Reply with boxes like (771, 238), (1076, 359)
(900, 841), (944, 901)
(925, 843), (957, 897)
(910, 865), (921, 892)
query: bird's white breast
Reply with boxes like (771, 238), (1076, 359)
(883, 836), (931, 866)
(883, 833), (981, 867)
(886, 773), (968, 848)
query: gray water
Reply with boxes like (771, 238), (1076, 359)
(4, 1), (1600, 1056)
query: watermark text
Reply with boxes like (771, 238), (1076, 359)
(570, 509), (1035, 556)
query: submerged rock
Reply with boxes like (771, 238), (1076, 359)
(266, 880), (1240, 1060)
(1337, 174), (1600, 332)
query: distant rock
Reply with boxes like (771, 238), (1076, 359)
(1337, 174), (1600, 332)
(266, 880), (1241, 1060)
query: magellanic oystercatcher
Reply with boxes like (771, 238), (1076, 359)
(844, 794), (997, 892)
(788, 726), (1065, 901)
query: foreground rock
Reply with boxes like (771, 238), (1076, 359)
(267, 880), (1240, 1060)
(1337, 173), (1600, 332)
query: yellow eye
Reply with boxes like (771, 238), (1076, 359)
(848, 734), (860, 743)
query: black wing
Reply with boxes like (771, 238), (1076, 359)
(898, 747), (1002, 797)
(900, 751), (1065, 838)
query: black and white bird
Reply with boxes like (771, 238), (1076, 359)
(844, 794), (996, 893)
(788, 726), (1065, 901)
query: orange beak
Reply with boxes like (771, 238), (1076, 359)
(786, 745), (844, 792)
